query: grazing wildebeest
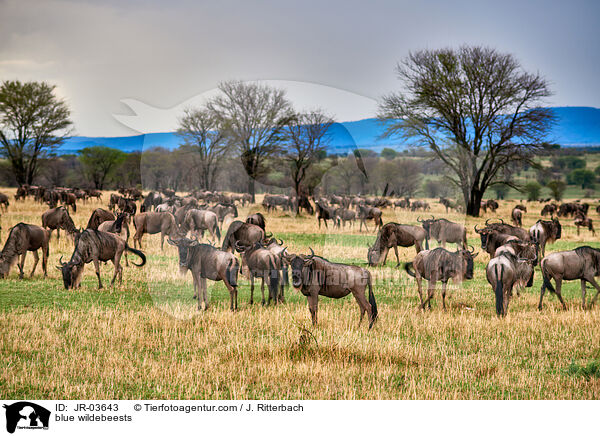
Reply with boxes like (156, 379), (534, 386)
(246, 213), (266, 231)
(404, 246), (477, 310)
(478, 219), (530, 241)
(132, 212), (179, 250)
(333, 207), (356, 228)
(286, 249), (378, 328)
(221, 221), (266, 253)
(183, 209), (221, 242)
(418, 216), (467, 249)
(511, 207), (524, 227)
(86, 208), (115, 230)
(487, 251), (536, 316)
(410, 200), (430, 212)
(235, 241), (280, 306)
(541, 203), (558, 217)
(316, 202), (335, 228)
(60, 191), (77, 213)
(574, 213), (595, 236)
(357, 204), (383, 232)
(0, 223), (49, 279)
(0, 192), (9, 211)
(367, 223), (424, 266)
(58, 229), (145, 289)
(539, 246), (600, 310)
(41, 206), (80, 241)
(263, 194), (293, 212)
(529, 218), (562, 257)
(168, 237), (240, 311)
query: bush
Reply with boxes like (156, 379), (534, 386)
(567, 169), (596, 189)
(492, 183), (510, 200)
(546, 179), (566, 201)
(422, 179), (452, 198)
(523, 181), (542, 201)
(380, 148), (397, 160)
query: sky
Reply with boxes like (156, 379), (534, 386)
(1, 0), (599, 136)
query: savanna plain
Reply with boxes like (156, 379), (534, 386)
(2, 189), (600, 399)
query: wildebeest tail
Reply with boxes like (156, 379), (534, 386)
(125, 245), (146, 267)
(215, 223), (221, 242)
(425, 235), (429, 250)
(541, 261), (556, 294)
(226, 257), (238, 288)
(367, 271), (378, 329)
(404, 262), (416, 277)
(495, 264), (504, 316)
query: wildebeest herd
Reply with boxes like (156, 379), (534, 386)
(2, 187), (600, 327)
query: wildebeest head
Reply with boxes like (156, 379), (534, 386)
(366, 243), (380, 266)
(461, 246), (478, 280)
(553, 218), (562, 239)
(168, 237), (198, 273)
(57, 256), (83, 289)
(286, 248), (316, 288)
(474, 224), (492, 249)
(417, 215), (436, 238)
(0, 254), (13, 278)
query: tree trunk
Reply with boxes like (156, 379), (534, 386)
(466, 187), (483, 217)
(248, 178), (255, 203)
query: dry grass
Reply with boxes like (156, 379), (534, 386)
(1, 189), (600, 399)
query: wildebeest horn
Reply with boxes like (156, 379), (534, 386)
(485, 218), (492, 225)
(474, 224), (481, 233)
(416, 216), (423, 223)
(167, 237), (178, 246)
(430, 215), (435, 220)
(278, 238), (284, 245)
(59, 255), (66, 266)
(468, 245), (475, 253)
(265, 232), (273, 238)
(308, 247), (315, 257)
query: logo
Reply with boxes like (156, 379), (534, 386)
(3, 402), (50, 434)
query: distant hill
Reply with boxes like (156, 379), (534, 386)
(57, 106), (600, 155)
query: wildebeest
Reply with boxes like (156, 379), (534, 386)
(574, 213), (595, 236)
(246, 213), (266, 231)
(60, 191), (77, 213)
(333, 207), (356, 228)
(210, 203), (238, 224)
(511, 206), (524, 227)
(168, 237), (240, 311)
(487, 251), (536, 316)
(118, 196), (137, 216)
(558, 202), (588, 218)
(357, 204), (383, 232)
(132, 212), (179, 250)
(539, 246), (600, 310)
(264, 238), (289, 302)
(58, 229), (145, 289)
(41, 206), (80, 241)
(286, 249), (378, 328)
(367, 223), (424, 266)
(262, 194), (293, 212)
(235, 241), (280, 306)
(409, 200), (430, 212)
(475, 228), (520, 257)
(86, 208), (116, 230)
(98, 213), (131, 265)
(541, 203), (558, 217)
(316, 202), (336, 228)
(141, 191), (164, 212)
(529, 218), (562, 257)
(476, 219), (530, 242)
(183, 209), (221, 242)
(480, 199), (499, 214)
(0, 223), (49, 279)
(494, 239), (538, 264)
(404, 246), (477, 310)
(221, 221), (266, 253)
(418, 216), (467, 249)
(0, 192), (9, 211)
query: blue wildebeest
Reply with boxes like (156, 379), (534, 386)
(286, 248), (378, 328)
(487, 251), (537, 316)
(235, 241), (280, 306)
(367, 222), (425, 266)
(168, 237), (240, 311)
(539, 246), (600, 310)
(529, 218), (561, 257)
(0, 223), (49, 279)
(58, 229), (145, 289)
(404, 246), (477, 310)
(418, 216), (467, 250)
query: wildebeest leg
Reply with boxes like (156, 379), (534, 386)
(200, 277), (208, 310)
(421, 277), (436, 310)
(308, 293), (319, 326)
(160, 231), (165, 250)
(580, 279), (588, 309)
(93, 258), (103, 288)
(441, 281), (448, 311)
(585, 277), (600, 308)
(415, 273), (424, 307)
(18, 253), (26, 279)
(261, 273), (267, 306)
(554, 278), (567, 310)
(577, 225), (580, 236)
(250, 275), (254, 305)
(353, 289), (372, 327)
(393, 245), (400, 266)
(56, 229), (60, 241)
(30, 251), (39, 277)
(111, 253), (123, 286)
(42, 244), (48, 277)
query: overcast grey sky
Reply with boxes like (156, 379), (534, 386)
(1, 0), (599, 136)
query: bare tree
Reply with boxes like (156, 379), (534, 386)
(378, 46), (554, 216)
(285, 109), (334, 209)
(0, 80), (72, 186)
(207, 81), (294, 202)
(177, 108), (229, 191)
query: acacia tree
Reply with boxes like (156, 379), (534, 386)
(0, 80), (72, 186)
(177, 108), (228, 191)
(285, 109), (334, 208)
(378, 46), (554, 216)
(79, 146), (126, 189)
(207, 81), (294, 202)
